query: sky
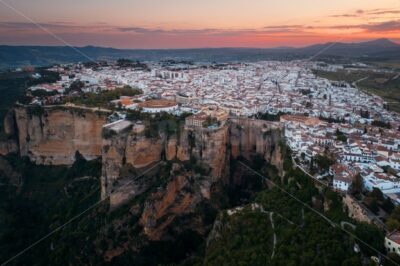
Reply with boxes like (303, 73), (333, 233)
(0, 0), (400, 48)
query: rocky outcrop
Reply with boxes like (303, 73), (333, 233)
(4, 106), (284, 213)
(102, 123), (230, 204)
(165, 138), (177, 161)
(342, 194), (372, 224)
(4, 109), (17, 137)
(0, 110), (19, 155)
(101, 120), (164, 199)
(189, 126), (229, 179)
(125, 137), (163, 168)
(13, 105), (109, 165)
(0, 140), (18, 156)
(2, 106), (287, 257)
(100, 119), (284, 207)
(139, 163), (214, 240)
(229, 118), (284, 174)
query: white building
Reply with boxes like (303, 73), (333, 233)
(385, 231), (400, 255)
(363, 173), (400, 194)
(330, 163), (355, 192)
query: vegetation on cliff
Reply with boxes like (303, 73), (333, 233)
(66, 86), (143, 108)
(126, 110), (191, 138)
(201, 163), (385, 265)
(0, 153), (101, 265)
(0, 129), (390, 266)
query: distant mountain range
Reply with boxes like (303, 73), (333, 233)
(0, 38), (399, 69)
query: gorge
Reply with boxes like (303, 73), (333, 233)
(0, 104), (383, 265)
(0, 105), (284, 259)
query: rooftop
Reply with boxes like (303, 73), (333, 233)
(387, 231), (400, 245)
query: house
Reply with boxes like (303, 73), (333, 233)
(185, 107), (228, 128)
(363, 172), (400, 194)
(330, 163), (356, 192)
(390, 153), (400, 171)
(385, 231), (400, 255)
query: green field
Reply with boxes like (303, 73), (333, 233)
(314, 69), (400, 112)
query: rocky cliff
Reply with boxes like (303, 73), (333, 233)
(101, 119), (283, 209)
(98, 119), (284, 260)
(101, 121), (229, 204)
(139, 165), (214, 240)
(229, 118), (284, 174)
(12, 105), (110, 165)
(0, 110), (19, 155)
(1, 106), (286, 262)
(3, 106), (283, 207)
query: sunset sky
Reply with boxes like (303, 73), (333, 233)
(1, 0), (400, 48)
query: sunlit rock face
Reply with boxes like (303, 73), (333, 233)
(13, 105), (109, 165)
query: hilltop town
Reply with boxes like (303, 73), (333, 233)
(8, 58), (400, 259)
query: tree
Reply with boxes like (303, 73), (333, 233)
(350, 174), (363, 195)
(66, 80), (85, 94)
(336, 129), (347, 142)
(371, 120), (391, 129)
(386, 206), (400, 230)
(386, 218), (400, 231)
(314, 154), (335, 171)
(364, 195), (379, 214)
(31, 89), (57, 97)
(354, 222), (384, 256)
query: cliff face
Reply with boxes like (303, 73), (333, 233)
(189, 126), (229, 179)
(101, 119), (284, 207)
(2, 107), (286, 260)
(139, 167), (213, 240)
(0, 140), (18, 156)
(0, 110), (18, 155)
(101, 128), (166, 201)
(103, 119), (284, 248)
(229, 118), (284, 174)
(5, 107), (283, 207)
(13, 105), (109, 165)
(101, 123), (229, 203)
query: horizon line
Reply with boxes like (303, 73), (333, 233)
(0, 38), (398, 51)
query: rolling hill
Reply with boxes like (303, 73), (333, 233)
(0, 38), (399, 69)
